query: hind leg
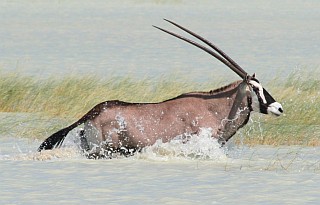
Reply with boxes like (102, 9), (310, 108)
(77, 128), (104, 159)
(77, 128), (115, 159)
(79, 129), (90, 152)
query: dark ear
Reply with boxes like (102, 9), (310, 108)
(252, 73), (256, 78)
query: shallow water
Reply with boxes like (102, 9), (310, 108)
(1, 132), (320, 204)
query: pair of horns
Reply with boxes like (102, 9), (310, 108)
(153, 19), (248, 79)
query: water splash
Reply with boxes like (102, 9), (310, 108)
(0, 148), (82, 161)
(135, 128), (228, 161)
(0, 128), (229, 161)
(0, 134), (83, 161)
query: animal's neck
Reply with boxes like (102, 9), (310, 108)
(213, 81), (252, 144)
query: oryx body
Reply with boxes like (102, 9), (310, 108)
(38, 19), (283, 158)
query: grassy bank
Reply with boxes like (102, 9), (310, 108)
(0, 71), (319, 146)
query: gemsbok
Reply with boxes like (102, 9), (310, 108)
(38, 19), (283, 158)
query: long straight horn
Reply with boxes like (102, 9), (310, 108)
(163, 19), (247, 77)
(153, 25), (241, 77)
(154, 19), (247, 79)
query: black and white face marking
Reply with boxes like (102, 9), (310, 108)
(249, 79), (283, 116)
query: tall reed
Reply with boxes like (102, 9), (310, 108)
(0, 70), (319, 145)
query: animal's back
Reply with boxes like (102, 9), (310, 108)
(84, 96), (226, 151)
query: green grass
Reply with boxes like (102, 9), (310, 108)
(0, 73), (205, 117)
(0, 70), (319, 146)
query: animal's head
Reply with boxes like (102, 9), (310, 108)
(246, 74), (283, 116)
(154, 19), (283, 117)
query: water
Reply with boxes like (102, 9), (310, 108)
(1, 114), (320, 204)
(1, 134), (320, 204)
(1, 1), (320, 204)
(1, 1), (320, 81)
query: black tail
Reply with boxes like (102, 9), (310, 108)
(38, 102), (108, 152)
(38, 123), (81, 152)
